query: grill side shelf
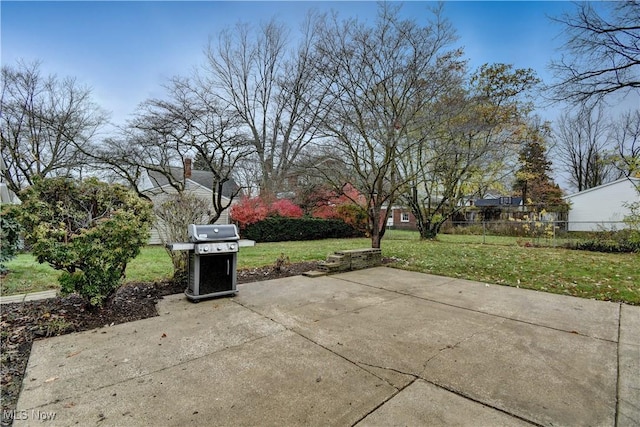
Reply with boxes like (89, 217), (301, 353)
(167, 243), (195, 251)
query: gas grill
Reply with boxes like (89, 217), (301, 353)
(169, 224), (240, 302)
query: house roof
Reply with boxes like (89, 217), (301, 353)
(563, 177), (640, 199)
(147, 167), (240, 198)
(474, 196), (523, 207)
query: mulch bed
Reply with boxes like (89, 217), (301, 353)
(0, 261), (319, 426)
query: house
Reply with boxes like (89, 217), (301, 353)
(383, 206), (418, 230)
(0, 182), (20, 205)
(468, 196), (524, 222)
(140, 159), (240, 244)
(563, 178), (640, 232)
(0, 157), (20, 205)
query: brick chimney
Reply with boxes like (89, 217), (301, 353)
(184, 158), (192, 179)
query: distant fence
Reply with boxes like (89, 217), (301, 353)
(388, 220), (633, 247)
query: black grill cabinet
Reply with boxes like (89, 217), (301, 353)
(170, 224), (240, 302)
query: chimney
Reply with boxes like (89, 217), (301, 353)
(184, 158), (192, 179)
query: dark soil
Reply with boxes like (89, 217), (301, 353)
(0, 261), (319, 426)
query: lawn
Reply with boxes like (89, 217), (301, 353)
(1, 230), (638, 304)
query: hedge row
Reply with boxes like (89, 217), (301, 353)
(565, 229), (640, 253)
(243, 216), (364, 242)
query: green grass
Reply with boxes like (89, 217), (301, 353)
(0, 256), (60, 295)
(124, 246), (174, 283)
(1, 230), (638, 304)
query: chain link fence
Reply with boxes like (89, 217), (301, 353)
(432, 220), (633, 248)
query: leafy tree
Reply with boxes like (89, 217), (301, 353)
(1, 60), (107, 195)
(514, 121), (568, 212)
(549, 1), (640, 105)
(401, 63), (540, 239)
(16, 177), (153, 307)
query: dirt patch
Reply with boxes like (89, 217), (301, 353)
(0, 261), (319, 426)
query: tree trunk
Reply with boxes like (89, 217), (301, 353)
(369, 207), (381, 249)
(419, 221), (440, 240)
(371, 230), (382, 249)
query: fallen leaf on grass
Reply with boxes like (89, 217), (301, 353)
(44, 376), (59, 383)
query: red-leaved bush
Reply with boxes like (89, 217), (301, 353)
(230, 197), (270, 229)
(231, 196), (303, 229)
(270, 199), (304, 218)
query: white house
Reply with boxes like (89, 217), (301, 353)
(0, 157), (20, 205)
(140, 160), (239, 244)
(563, 178), (640, 232)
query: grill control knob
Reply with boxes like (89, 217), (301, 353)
(202, 245), (210, 252)
(217, 245), (223, 251)
(229, 244), (236, 250)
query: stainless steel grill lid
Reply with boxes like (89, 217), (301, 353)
(188, 224), (240, 242)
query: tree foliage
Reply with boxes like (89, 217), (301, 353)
(514, 121), (568, 212)
(304, 184), (369, 234)
(401, 63), (540, 239)
(16, 177), (153, 306)
(0, 60), (107, 195)
(0, 208), (22, 274)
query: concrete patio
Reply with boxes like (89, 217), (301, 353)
(14, 267), (639, 426)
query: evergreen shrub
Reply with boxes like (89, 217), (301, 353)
(16, 177), (153, 306)
(243, 216), (363, 242)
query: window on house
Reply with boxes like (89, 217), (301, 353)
(401, 212), (410, 222)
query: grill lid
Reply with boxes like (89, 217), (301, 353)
(188, 224), (240, 242)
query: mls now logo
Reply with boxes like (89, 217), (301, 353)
(2, 410), (57, 421)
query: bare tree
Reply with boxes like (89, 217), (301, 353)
(0, 60), (107, 194)
(93, 76), (251, 223)
(554, 104), (620, 192)
(312, 3), (460, 248)
(610, 109), (640, 180)
(203, 14), (328, 197)
(549, 1), (640, 105)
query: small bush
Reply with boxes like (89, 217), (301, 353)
(16, 177), (153, 306)
(231, 196), (303, 230)
(244, 217), (363, 242)
(568, 228), (640, 253)
(0, 208), (23, 274)
(154, 192), (210, 280)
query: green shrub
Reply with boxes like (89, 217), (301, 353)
(16, 177), (153, 306)
(567, 229), (640, 253)
(0, 208), (23, 274)
(244, 216), (362, 242)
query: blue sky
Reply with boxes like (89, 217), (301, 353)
(2, 1), (583, 128)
